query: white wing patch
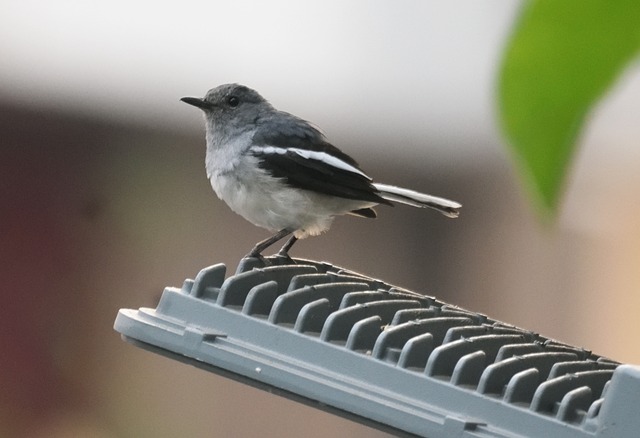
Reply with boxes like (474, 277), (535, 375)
(251, 146), (371, 179)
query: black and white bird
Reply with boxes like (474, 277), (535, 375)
(181, 84), (461, 258)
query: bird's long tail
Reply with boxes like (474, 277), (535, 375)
(373, 183), (461, 218)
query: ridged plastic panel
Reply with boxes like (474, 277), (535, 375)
(115, 257), (639, 438)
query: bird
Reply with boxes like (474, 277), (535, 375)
(181, 84), (461, 258)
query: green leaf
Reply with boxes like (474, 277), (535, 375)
(498, 0), (640, 217)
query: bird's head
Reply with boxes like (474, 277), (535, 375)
(181, 83), (271, 135)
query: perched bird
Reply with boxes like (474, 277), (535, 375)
(181, 84), (461, 258)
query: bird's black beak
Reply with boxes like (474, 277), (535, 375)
(180, 97), (213, 110)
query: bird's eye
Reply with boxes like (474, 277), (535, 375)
(227, 96), (239, 107)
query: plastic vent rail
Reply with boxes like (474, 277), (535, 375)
(114, 257), (640, 438)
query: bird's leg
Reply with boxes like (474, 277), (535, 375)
(277, 235), (298, 257)
(247, 229), (292, 258)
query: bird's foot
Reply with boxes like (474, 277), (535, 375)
(274, 250), (295, 264)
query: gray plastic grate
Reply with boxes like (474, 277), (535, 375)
(114, 257), (640, 438)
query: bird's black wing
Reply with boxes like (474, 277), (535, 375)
(250, 112), (391, 205)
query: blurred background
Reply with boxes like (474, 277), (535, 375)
(1, 1), (639, 437)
